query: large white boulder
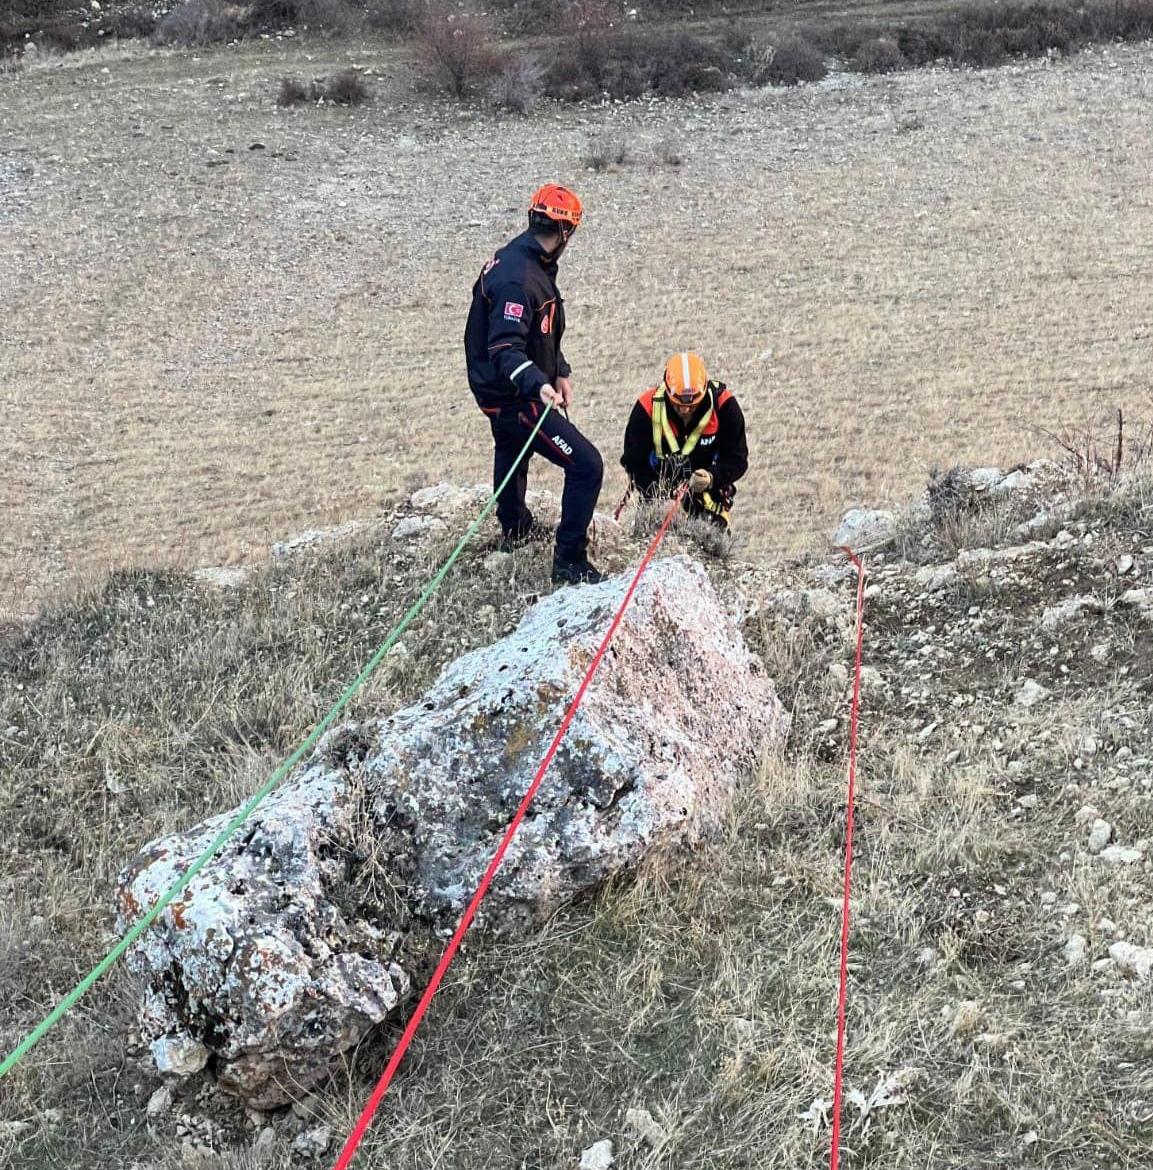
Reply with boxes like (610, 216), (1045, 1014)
(119, 556), (786, 1106)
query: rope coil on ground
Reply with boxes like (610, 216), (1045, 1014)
(0, 405), (556, 1083)
(830, 547), (868, 1170)
(330, 487), (689, 1170)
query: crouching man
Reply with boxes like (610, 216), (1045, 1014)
(620, 352), (748, 527)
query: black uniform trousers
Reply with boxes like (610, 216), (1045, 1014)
(488, 401), (603, 562)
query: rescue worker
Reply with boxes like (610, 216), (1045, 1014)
(464, 184), (605, 586)
(620, 352), (748, 528)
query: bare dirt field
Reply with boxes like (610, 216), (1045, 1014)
(2, 36), (1152, 614)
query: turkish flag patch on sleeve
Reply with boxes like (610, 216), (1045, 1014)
(503, 302), (525, 321)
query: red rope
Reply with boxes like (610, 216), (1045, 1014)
(829, 548), (868, 1170)
(331, 490), (688, 1170)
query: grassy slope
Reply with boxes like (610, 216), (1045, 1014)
(3, 27), (1153, 614)
(2, 472), (1151, 1168)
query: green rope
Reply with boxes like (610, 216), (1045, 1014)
(0, 403), (553, 1081)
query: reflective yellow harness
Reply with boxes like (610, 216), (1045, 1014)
(650, 387), (715, 461)
(650, 387), (729, 523)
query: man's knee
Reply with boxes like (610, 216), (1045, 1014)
(583, 442), (604, 487)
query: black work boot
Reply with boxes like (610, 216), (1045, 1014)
(552, 553), (605, 586)
(498, 517), (551, 553)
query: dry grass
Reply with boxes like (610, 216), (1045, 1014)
(3, 478), (1152, 1166)
(3, 40), (1153, 613)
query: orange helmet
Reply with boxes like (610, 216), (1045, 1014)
(529, 184), (583, 231)
(663, 352), (709, 407)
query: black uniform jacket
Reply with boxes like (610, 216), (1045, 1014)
(464, 231), (571, 410)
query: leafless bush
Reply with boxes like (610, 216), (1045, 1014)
(278, 75), (314, 106)
(325, 67), (370, 105)
(757, 34), (828, 86)
(415, 3), (504, 98)
(583, 133), (632, 172)
(853, 35), (906, 73)
(487, 54), (545, 114)
(153, 0), (240, 46)
(240, 0), (357, 34)
(1037, 409), (1153, 487)
(366, 0), (417, 34)
(655, 137), (684, 167)
(278, 69), (370, 106)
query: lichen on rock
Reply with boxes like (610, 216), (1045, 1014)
(119, 555), (787, 1105)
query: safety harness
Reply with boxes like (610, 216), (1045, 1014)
(650, 387), (730, 523)
(651, 386), (715, 461)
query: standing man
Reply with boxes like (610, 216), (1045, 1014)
(620, 352), (748, 528)
(465, 184), (605, 586)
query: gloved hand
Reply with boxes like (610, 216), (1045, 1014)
(689, 469), (713, 495)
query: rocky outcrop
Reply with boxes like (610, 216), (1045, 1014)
(119, 556), (787, 1107)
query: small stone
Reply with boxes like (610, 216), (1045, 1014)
(1015, 679), (1049, 708)
(193, 566), (249, 590)
(1119, 587), (1153, 610)
(1098, 917), (1117, 934)
(292, 1126), (332, 1158)
(1099, 844), (1145, 866)
(828, 663), (849, 685)
(950, 999), (984, 1039)
(1040, 891), (1057, 906)
(1087, 819), (1113, 854)
(1117, 554), (1135, 575)
(1063, 934), (1088, 966)
(1022, 1130), (1039, 1146)
(968, 467), (1004, 489)
(1080, 735), (1099, 758)
(391, 515), (447, 541)
(1041, 595), (1099, 629)
(1108, 941), (1153, 980)
(625, 1107), (666, 1147)
(1018, 794), (1038, 810)
(151, 1034), (210, 1077)
(254, 1127), (277, 1161)
(580, 1139), (615, 1170)
(1075, 804), (1100, 826)
(832, 508), (896, 552)
(992, 469), (1033, 495)
(817, 718), (839, 735)
(147, 1085), (173, 1117)
(914, 564), (958, 592)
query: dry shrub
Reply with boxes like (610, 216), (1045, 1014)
(583, 133), (632, 172)
(544, 24), (734, 102)
(278, 69), (370, 106)
(655, 137), (684, 167)
(366, 0), (417, 34)
(325, 67), (370, 104)
(247, 0), (356, 32)
(758, 34), (828, 86)
(105, 7), (159, 40)
(853, 35), (906, 73)
(416, 3), (504, 98)
(487, 55), (546, 114)
(278, 75), (313, 105)
(153, 0), (240, 46)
